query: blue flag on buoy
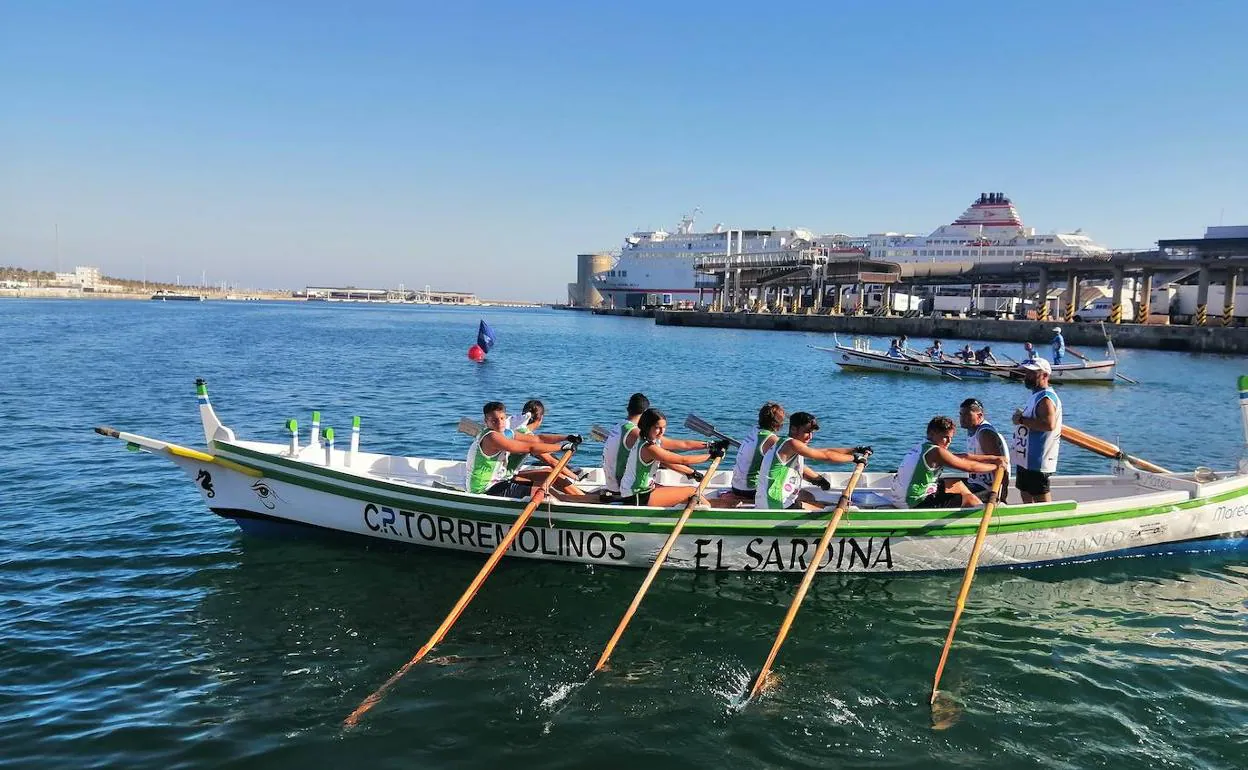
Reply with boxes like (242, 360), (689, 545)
(477, 320), (496, 353)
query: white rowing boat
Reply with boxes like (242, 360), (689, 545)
(93, 379), (1248, 573)
(819, 336), (1120, 383)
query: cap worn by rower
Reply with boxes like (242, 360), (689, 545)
(1052, 326), (1062, 333)
(1020, 357), (1052, 374)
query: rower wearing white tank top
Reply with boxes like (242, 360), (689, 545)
(958, 397), (1011, 504)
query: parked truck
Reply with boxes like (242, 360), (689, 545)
(1151, 284), (1248, 324)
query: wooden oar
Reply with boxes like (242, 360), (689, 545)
(929, 464), (1006, 706)
(343, 445), (578, 727)
(1065, 346), (1092, 363)
(1060, 425), (1169, 473)
(592, 453), (725, 673)
(684, 414), (743, 448)
(904, 352), (962, 381)
(745, 456), (869, 702)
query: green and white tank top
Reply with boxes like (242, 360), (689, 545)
(601, 420), (636, 493)
(755, 437), (804, 510)
(731, 429), (776, 491)
(466, 429), (511, 494)
(504, 425), (532, 475)
(888, 441), (941, 508)
(619, 436), (659, 495)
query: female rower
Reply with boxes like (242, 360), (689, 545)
(618, 408), (728, 507)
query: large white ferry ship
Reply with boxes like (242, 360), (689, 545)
(591, 210), (862, 307)
(864, 192), (1111, 264)
(589, 194), (1111, 306)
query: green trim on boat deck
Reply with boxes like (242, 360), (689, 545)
(203, 441), (1248, 539)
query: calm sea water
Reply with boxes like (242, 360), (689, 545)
(2, 299), (1246, 770)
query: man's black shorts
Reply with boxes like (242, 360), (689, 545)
(915, 490), (965, 508)
(485, 478), (533, 499)
(1014, 466), (1051, 496)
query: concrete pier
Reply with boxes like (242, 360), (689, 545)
(655, 311), (1248, 353)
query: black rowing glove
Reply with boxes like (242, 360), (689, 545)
(566, 434), (583, 447)
(686, 469), (705, 482)
(709, 439), (730, 459)
(852, 445), (873, 458)
(812, 475), (832, 491)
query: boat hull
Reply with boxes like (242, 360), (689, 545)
(168, 442), (1248, 573)
(823, 346), (1118, 383)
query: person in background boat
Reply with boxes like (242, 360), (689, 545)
(724, 402), (785, 501)
(756, 411), (871, 510)
(925, 340), (945, 360)
(958, 398), (1011, 503)
(1051, 326), (1066, 365)
(957, 343), (976, 363)
(974, 345), (998, 365)
(1022, 342), (1037, 363)
(601, 393), (714, 500)
(505, 399), (586, 491)
(618, 408), (728, 507)
(887, 339), (905, 358)
(887, 416), (1006, 509)
(899, 334), (912, 355)
(1012, 357), (1063, 503)
(467, 401), (582, 499)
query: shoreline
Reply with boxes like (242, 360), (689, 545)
(654, 309), (1248, 353)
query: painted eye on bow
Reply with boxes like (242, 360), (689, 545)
(252, 481), (273, 498)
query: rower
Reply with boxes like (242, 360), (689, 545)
(1051, 326), (1066, 365)
(1022, 342), (1037, 363)
(755, 411), (870, 510)
(724, 402), (785, 501)
(926, 339), (945, 360)
(957, 343), (976, 363)
(1012, 358), (1064, 503)
(974, 345), (997, 365)
(899, 334), (912, 355)
(958, 398), (1010, 503)
(886, 416), (1006, 509)
(618, 408), (728, 507)
(887, 339), (905, 358)
(505, 399), (585, 493)
(601, 393), (714, 501)
(467, 401), (581, 498)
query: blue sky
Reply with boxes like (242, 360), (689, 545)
(2, 1), (1245, 299)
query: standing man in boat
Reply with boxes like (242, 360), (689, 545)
(755, 411), (871, 510)
(1012, 358), (1064, 503)
(506, 399), (585, 490)
(1051, 326), (1066, 365)
(887, 416), (1006, 509)
(468, 401), (583, 498)
(602, 393), (713, 499)
(958, 398), (1011, 502)
(724, 402), (785, 501)
(618, 408), (728, 507)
